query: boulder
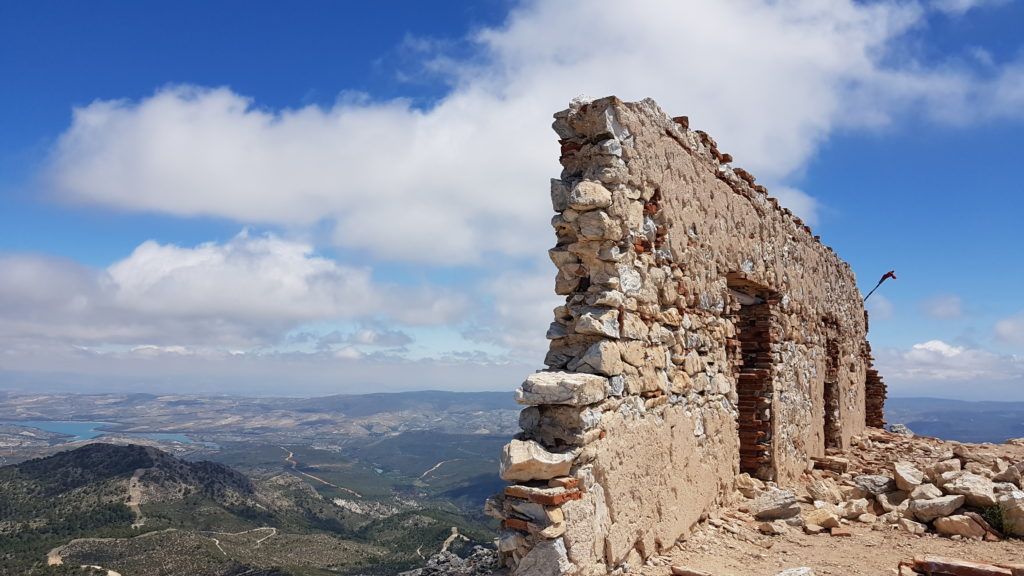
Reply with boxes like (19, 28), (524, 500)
(500, 439), (578, 482)
(910, 483), (943, 500)
(998, 490), (1024, 537)
(515, 538), (573, 576)
(840, 498), (871, 519)
(854, 475), (897, 496)
(735, 473), (765, 499)
(898, 518), (927, 535)
(945, 472), (998, 508)
(877, 490), (909, 513)
(993, 462), (1024, 487)
(933, 515), (986, 539)
(758, 520), (789, 535)
(893, 462), (925, 491)
(909, 495), (966, 523)
(804, 508), (840, 529)
(926, 459), (961, 483)
(751, 488), (800, 520)
(806, 478), (844, 504)
(516, 371), (608, 406)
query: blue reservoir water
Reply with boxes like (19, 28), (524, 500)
(1, 420), (196, 444)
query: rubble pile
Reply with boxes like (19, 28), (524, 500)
(728, 430), (1024, 540)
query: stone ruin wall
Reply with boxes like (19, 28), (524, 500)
(490, 97), (886, 576)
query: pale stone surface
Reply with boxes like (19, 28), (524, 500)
(500, 439), (578, 482)
(806, 478), (844, 504)
(751, 488), (801, 520)
(840, 498), (871, 519)
(854, 475), (897, 496)
(775, 568), (816, 576)
(877, 491), (908, 513)
(893, 461), (925, 491)
(908, 495), (966, 523)
(804, 508), (840, 529)
(567, 181), (613, 211)
(517, 371), (608, 406)
(934, 515), (986, 539)
(735, 473), (765, 499)
(898, 518), (927, 535)
(926, 459), (962, 483)
(998, 490), (1024, 536)
(944, 472), (998, 508)
(910, 483), (943, 500)
(516, 538), (573, 576)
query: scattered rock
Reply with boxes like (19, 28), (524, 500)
(998, 490), (1024, 536)
(750, 488), (800, 520)
(893, 462), (925, 491)
(855, 475), (897, 496)
(806, 477), (844, 504)
(830, 527), (853, 537)
(945, 472), (998, 508)
(898, 518), (927, 535)
(934, 515), (987, 539)
(804, 508), (841, 529)
(910, 483), (943, 501)
(774, 569), (816, 576)
(908, 495), (966, 523)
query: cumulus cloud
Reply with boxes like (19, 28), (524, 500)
(462, 265), (562, 360)
(44, 0), (1024, 263)
(921, 294), (964, 319)
(0, 232), (468, 349)
(875, 339), (1024, 399)
(995, 312), (1024, 345)
(931, 0), (1012, 16)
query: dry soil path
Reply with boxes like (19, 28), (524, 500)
(279, 446), (363, 498)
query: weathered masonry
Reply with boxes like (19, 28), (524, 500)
(489, 97), (887, 576)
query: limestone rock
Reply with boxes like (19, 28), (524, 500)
(517, 371), (608, 406)
(515, 537), (573, 576)
(751, 488), (800, 520)
(500, 439), (578, 482)
(804, 508), (840, 529)
(944, 472), (997, 508)
(774, 569), (816, 576)
(758, 520), (789, 535)
(567, 181), (612, 211)
(807, 477), (844, 504)
(993, 462), (1024, 487)
(854, 474), (896, 496)
(934, 515), (986, 539)
(735, 473), (764, 499)
(877, 490), (909, 513)
(893, 461), (925, 491)
(926, 459), (961, 483)
(840, 498), (871, 519)
(908, 495), (966, 523)
(898, 518), (927, 535)
(575, 309), (620, 338)
(998, 490), (1024, 536)
(910, 483), (943, 501)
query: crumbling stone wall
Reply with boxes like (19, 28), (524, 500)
(492, 97), (882, 576)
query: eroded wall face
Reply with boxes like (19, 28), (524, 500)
(493, 97), (873, 576)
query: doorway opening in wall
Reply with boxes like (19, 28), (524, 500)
(823, 337), (841, 450)
(727, 274), (778, 481)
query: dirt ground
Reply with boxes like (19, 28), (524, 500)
(640, 515), (1024, 576)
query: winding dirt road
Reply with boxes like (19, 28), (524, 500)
(279, 446), (362, 498)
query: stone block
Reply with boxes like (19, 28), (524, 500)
(500, 439), (578, 482)
(893, 461), (925, 491)
(751, 488), (800, 520)
(945, 472), (997, 508)
(567, 181), (613, 211)
(908, 495), (966, 523)
(517, 371), (608, 406)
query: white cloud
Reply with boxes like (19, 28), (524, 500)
(875, 339), (1024, 399)
(996, 312), (1024, 345)
(44, 0), (1024, 261)
(463, 266), (562, 360)
(932, 0), (1011, 16)
(921, 294), (964, 319)
(0, 232), (469, 349)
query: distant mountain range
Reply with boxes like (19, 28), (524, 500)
(885, 397), (1024, 444)
(0, 442), (496, 576)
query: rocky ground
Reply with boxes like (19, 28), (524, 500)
(635, 429), (1024, 576)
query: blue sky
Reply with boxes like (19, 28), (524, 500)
(1, 0), (1023, 399)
